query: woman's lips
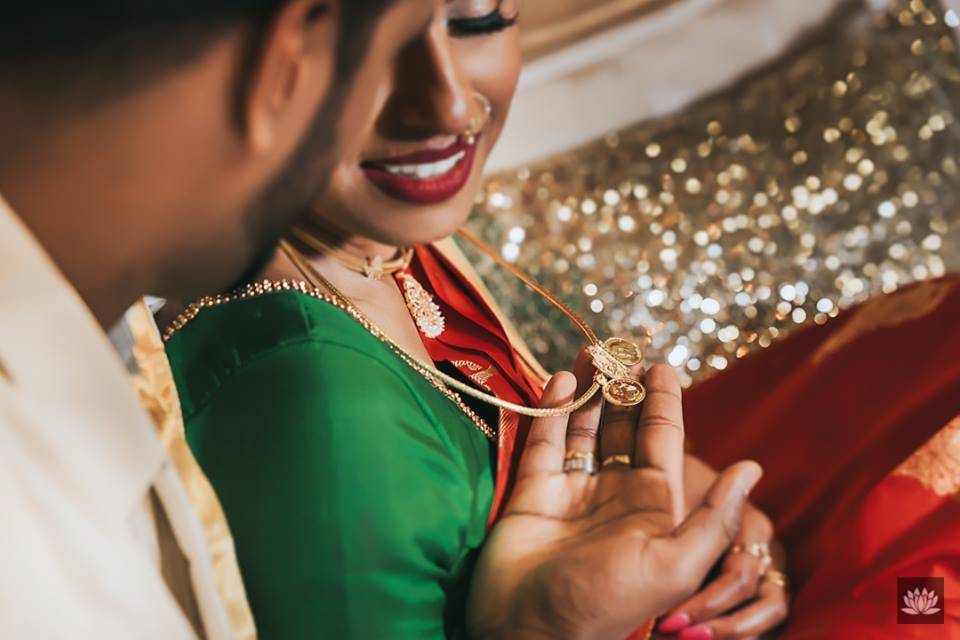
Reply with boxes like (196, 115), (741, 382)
(361, 139), (477, 205)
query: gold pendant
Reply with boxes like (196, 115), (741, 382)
(363, 255), (385, 280)
(602, 337), (643, 366)
(587, 338), (646, 407)
(602, 377), (647, 406)
(399, 273), (445, 339)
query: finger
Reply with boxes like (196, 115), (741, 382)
(662, 505), (774, 629)
(597, 362), (644, 469)
(660, 554), (762, 631)
(655, 462), (763, 598)
(634, 364), (686, 521)
(691, 580), (789, 639)
(565, 348), (604, 455)
(515, 372), (578, 480)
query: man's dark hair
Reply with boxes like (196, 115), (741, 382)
(0, 2), (393, 109)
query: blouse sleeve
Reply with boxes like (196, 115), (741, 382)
(184, 339), (484, 639)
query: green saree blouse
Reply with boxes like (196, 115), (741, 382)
(166, 289), (494, 638)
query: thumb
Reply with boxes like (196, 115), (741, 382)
(515, 372), (577, 480)
(655, 461), (763, 596)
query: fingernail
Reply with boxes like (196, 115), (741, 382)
(657, 613), (691, 633)
(678, 625), (714, 640)
(740, 462), (763, 495)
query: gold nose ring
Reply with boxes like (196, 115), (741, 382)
(463, 91), (492, 145)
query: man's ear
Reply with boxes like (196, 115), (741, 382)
(243, 0), (335, 151)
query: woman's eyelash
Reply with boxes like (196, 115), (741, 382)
(448, 9), (518, 37)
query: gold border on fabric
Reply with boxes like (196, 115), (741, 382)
(894, 417), (960, 498)
(812, 279), (958, 365)
(128, 300), (257, 640)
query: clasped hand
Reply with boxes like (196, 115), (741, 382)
(467, 356), (773, 640)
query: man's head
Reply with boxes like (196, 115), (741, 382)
(0, 1), (436, 325)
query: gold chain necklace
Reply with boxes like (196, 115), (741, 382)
(163, 236), (647, 419)
(455, 229), (648, 408)
(280, 235), (646, 417)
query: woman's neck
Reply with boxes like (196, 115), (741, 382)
(297, 220), (403, 263)
(274, 225), (436, 365)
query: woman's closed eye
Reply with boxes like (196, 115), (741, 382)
(447, 1), (518, 38)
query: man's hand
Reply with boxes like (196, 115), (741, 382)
(467, 368), (763, 640)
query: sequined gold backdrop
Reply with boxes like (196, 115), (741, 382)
(466, 0), (960, 384)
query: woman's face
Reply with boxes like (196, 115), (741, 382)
(310, 0), (521, 247)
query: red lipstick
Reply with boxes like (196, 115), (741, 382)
(361, 139), (477, 205)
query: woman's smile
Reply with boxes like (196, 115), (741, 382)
(360, 137), (478, 205)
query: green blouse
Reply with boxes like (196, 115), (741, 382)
(165, 290), (495, 639)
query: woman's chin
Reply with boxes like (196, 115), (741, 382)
(380, 210), (472, 248)
(349, 189), (476, 247)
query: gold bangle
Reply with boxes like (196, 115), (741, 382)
(601, 454), (633, 468)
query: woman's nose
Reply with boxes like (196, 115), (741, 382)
(387, 19), (482, 139)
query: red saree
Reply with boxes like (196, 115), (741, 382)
(408, 244), (543, 524)
(684, 276), (960, 637)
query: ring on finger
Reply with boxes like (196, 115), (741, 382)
(563, 450), (597, 475)
(601, 454), (633, 469)
(730, 542), (773, 572)
(761, 568), (789, 590)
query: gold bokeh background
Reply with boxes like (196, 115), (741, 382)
(469, 0), (960, 383)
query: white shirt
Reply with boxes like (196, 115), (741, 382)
(0, 195), (234, 639)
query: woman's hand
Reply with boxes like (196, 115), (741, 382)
(466, 365), (764, 640)
(656, 457), (789, 639)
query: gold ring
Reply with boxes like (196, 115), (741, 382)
(729, 542), (772, 572)
(601, 454), (633, 468)
(563, 450), (597, 474)
(730, 542), (771, 559)
(762, 568), (788, 590)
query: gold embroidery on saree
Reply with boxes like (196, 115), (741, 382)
(813, 280), (956, 365)
(450, 359), (498, 388)
(128, 300), (258, 640)
(894, 417), (960, 498)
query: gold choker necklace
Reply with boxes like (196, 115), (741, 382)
(292, 228), (446, 339)
(279, 230), (647, 418)
(291, 227), (413, 281)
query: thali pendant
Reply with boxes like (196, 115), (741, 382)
(602, 337), (643, 366)
(363, 255), (385, 280)
(602, 377), (647, 407)
(587, 337), (646, 407)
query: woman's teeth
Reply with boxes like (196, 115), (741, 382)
(381, 150), (466, 179)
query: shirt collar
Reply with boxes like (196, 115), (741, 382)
(0, 194), (166, 523)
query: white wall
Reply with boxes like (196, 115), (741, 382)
(488, 0), (862, 172)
